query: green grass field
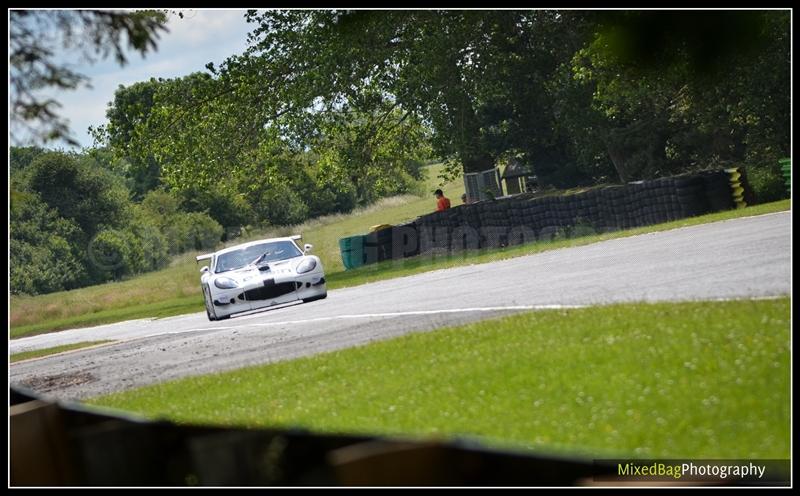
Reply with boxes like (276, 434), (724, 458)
(88, 298), (790, 459)
(10, 161), (790, 340)
(10, 340), (115, 363)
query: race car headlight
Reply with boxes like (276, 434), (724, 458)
(296, 258), (317, 274)
(214, 277), (239, 289)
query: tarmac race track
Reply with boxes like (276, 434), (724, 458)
(9, 212), (790, 400)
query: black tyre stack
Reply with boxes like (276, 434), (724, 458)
(338, 168), (749, 269)
(697, 169), (735, 212)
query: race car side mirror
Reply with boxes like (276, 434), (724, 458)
(200, 266), (209, 274)
(304, 243), (313, 254)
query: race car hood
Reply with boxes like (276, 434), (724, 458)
(214, 257), (302, 284)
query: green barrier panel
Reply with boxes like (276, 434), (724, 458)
(339, 235), (366, 270)
(339, 236), (352, 269)
(779, 158), (790, 194)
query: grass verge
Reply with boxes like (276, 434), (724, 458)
(10, 295), (202, 339)
(88, 298), (790, 459)
(10, 196), (789, 339)
(11, 340), (115, 363)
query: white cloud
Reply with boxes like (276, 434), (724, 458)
(26, 9), (255, 149)
(164, 9), (252, 48)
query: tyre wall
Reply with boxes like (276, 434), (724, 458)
(340, 168), (752, 269)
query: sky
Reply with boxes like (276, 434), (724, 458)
(25, 9), (255, 150)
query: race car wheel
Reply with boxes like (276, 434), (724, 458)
(203, 286), (217, 321)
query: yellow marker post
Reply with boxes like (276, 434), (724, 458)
(725, 167), (747, 209)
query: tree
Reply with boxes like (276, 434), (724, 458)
(310, 92), (429, 204)
(10, 146), (47, 173)
(174, 185), (254, 238)
(571, 10), (790, 188)
(86, 9), (790, 197)
(235, 10), (597, 177)
(10, 191), (87, 294)
(25, 151), (131, 239)
(119, 10), (596, 192)
(120, 71), (232, 191)
(123, 67), (429, 219)
(162, 212), (224, 254)
(90, 78), (165, 197)
(9, 9), (169, 145)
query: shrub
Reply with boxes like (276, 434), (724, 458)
(306, 180), (358, 218)
(141, 188), (180, 221)
(127, 206), (170, 271)
(10, 191), (87, 294)
(10, 237), (86, 295)
(253, 184), (309, 227)
(87, 229), (134, 281)
(26, 151), (131, 238)
(163, 212), (224, 254)
(88, 225), (171, 281)
(746, 162), (789, 204)
(178, 185), (255, 235)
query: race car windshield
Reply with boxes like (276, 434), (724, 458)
(214, 241), (302, 273)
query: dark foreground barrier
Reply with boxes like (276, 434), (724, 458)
(340, 168), (754, 269)
(10, 385), (619, 486)
(11, 386), (788, 486)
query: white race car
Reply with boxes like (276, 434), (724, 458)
(196, 235), (327, 321)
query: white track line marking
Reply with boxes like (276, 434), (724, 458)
(235, 304), (588, 328)
(133, 295), (792, 339)
(147, 305), (587, 337)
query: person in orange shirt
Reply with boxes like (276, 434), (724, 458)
(434, 189), (451, 212)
